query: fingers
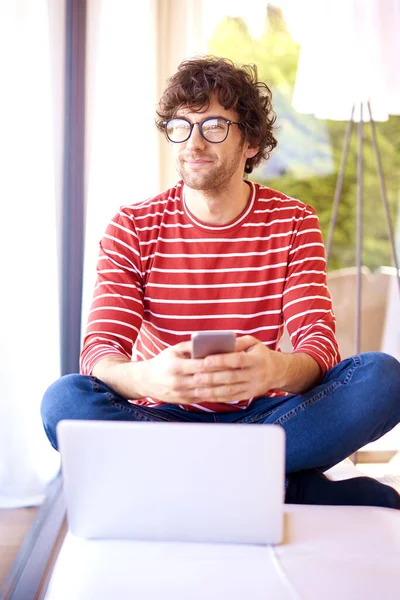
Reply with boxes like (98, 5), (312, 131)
(167, 385), (249, 404)
(168, 345), (249, 376)
(158, 367), (251, 405)
(193, 367), (246, 387)
(203, 350), (251, 371)
(156, 383), (246, 405)
(193, 382), (249, 402)
(165, 342), (205, 376)
(159, 337), (265, 405)
(235, 335), (259, 352)
(191, 366), (253, 402)
(173, 340), (193, 357)
(172, 355), (206, 375)
(172, 337), (260, 374)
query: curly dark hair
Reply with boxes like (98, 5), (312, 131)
(156, 56), (277, 174)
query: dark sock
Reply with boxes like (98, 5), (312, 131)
(285, 468), (400, 509)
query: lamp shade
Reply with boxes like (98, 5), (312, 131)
(285, 0), (400, 121)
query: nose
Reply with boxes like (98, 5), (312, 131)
(186, 123), (207, 150)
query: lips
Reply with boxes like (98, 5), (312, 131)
(181, 155), (213, 166)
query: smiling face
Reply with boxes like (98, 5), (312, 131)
(171, 96), (258, 194)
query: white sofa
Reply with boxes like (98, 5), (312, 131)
(45, 496), (400, 600)
(44, 462), (400, 600)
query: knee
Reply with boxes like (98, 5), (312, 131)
(360, 352), (400, 392)
(354, 353), (400, 424)
(41, 373), (89, 450)
(41, 373), (83, 422)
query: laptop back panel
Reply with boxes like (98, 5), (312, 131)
(57, 420), (285, 545)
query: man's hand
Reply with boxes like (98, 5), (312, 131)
(94, 339), (258, 405)
(189, 335), (280, 403)
(93, 336), (322, 405)
(130, 341), (209, 404)
(133, 337), (268, 404)
(188, 335), (322, 402)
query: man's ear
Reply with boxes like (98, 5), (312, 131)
(244, 145), (259, 160)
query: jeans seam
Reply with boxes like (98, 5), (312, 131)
(110, 398), (173, 422)
(90, 375), (101, 393)
(239, 408), (277, 424)
(273, 381), (342, 426)
(341, 361), (357, 385)
(89, 376), (173, 422)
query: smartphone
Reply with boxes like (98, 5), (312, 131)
(191, 330), (236, 359)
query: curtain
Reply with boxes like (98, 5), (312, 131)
(0, 0), (61, 508)
(82, 0), (205, 332)
(0, 0), (206, 508)
(155, 0), (205, 190)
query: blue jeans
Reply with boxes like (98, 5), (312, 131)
(41, 352), (400, 473)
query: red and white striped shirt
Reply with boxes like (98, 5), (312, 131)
(80, 180), (340, 412)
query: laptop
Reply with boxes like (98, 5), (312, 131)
(56, 420), (285, 545)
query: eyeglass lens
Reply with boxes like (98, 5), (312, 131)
(166, 118), (230, 143)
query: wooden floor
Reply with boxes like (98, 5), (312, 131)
(0, 507), (38, 588)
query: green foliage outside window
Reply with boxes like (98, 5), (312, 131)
(208, 7), (400, 272)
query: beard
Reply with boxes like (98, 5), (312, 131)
(176, 143), (245, 193)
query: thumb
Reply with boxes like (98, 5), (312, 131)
(235, 335), (259, 352)
(173, 340), (193, 358)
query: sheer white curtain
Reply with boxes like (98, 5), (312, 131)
(0, 0), (61, 508)
(0, 0), (206, 508)
(82, 0), (205, 331)
(155, 0), (205, 190)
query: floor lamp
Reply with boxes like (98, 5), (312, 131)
(325, 102), (400, 465)
(286, 0), (400, 465)
(325, 101), (400, 355)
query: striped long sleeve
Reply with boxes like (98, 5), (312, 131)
(80, 181), (340, 411)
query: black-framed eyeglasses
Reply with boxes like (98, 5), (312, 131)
(162, 117), (243, 144)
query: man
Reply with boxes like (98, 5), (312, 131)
(42, 56), (400, 508)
